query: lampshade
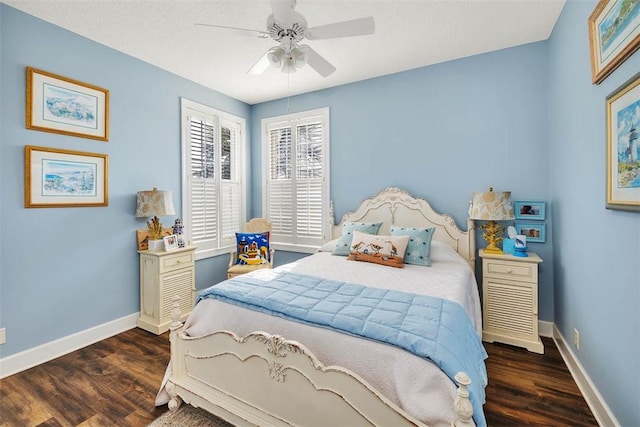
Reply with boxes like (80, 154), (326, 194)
(135, 188), (175, 218)
(469, 188), (514, 221)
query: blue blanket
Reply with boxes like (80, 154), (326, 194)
(198, 271), (487, 426)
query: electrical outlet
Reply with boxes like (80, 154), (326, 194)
(573, 328), (579, 350)
(0, 328), (5, 345)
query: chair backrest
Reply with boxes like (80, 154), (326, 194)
(245, 218), (272, 233)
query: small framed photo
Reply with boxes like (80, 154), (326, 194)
(25, 145), (108, 208)
(163, 234), (179, 252)
(26, 67), (109, 141)
(515, 223), (546, 243)
(514, 201), (546, 220)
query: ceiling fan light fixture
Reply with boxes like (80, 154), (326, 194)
(291, 45), (309, 69)
(267, 47), (285, 68)
(282, 58), (297, 73)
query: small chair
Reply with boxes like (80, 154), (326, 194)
(227, 218), (275, 279)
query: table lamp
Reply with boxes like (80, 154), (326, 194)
(469, 187), (515, 255)
(135, 187), (176, 251)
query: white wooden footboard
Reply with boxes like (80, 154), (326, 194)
(165, 299), (474, 427)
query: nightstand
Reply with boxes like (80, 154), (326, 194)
(137, 246), (196, 334)
(479, 249), (543, 354)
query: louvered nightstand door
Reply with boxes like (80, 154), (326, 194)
(480, 249), (543, 354)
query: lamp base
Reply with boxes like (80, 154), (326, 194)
(148, 239), (165, 251)
(481, 221), (506, 255)
(483, 246), (504, 255)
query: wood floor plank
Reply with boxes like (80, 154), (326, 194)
(0, 329), (597, 427)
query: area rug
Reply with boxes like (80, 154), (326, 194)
(148, 405), (234, 427)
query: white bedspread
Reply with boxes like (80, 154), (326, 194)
(157, 247), (482, 427)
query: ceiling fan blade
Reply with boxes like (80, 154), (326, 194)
(305, 47), (336, 77)
(247, 50), (272, 75)
(270, 0), (294, 28)
(306, 16), (375, 40)
(195, 23), (269, 38)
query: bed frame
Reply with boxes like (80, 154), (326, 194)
(165, 187), (477, 427)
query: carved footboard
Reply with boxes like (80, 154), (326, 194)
(165, 300), (474, 427)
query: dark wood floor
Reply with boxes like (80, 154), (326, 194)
(0, 329), (598, 427)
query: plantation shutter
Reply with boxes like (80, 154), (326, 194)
(183, 99), (245, 258)
(264, 108), (329, 250)
(268, 126), (293, 238)
(189, 115), (217, 246)
(220, 120), (241, 247)
(295, 121), (323, 241)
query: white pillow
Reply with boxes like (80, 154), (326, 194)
(317, 238), (339, 252)
(429, 240), (466, 263)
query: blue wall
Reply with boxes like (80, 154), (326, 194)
(549, 2), (639, 426)
(251, 41), (556, 321)
(0, 5), (249, 358)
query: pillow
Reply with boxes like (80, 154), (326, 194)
(430, 240), (466, 264)
(347, 230), (410, 268)
(332, 222), (383, 256)
(234, 232), (270, 265)
(390, 226), (435, 266)
(317, 238), (339, 252)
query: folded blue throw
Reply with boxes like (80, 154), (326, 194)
(198, 271), (488, 426)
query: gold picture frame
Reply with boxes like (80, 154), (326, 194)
(606, 71), (640, 211)
(26, 67), (109, 141)
(588, 0), (640, 84)
(25, 145), (108, 208)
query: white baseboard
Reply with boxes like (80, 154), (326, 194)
(553, 325), (619, 427)
(539, 320), (554, 337)
(0, 313), (138, 379)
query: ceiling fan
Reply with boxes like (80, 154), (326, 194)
(196, 0), (375, 77)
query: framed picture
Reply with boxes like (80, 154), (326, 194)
(588, 0), (640, 84)
(514, 201), (546, 220)
(515, 223), (546, 243)
(163, 234), (179, 252)
(606, 71), (640, 211)
(25, 145), (108, 208)
(136, 228), (173, 250)
(26, 67), (109, 141)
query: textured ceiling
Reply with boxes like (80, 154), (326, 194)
(2, 0), (566, 104)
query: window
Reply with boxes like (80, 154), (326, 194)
(262, 108), (330, 253)
(181, 99), (245, 260)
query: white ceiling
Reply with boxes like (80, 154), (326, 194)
(2, 0), (565, 105)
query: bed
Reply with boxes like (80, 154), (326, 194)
(157, 187), (486, 427)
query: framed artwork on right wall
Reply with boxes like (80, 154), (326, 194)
(606, 71), (640, 211)
(588, 0), (640, 84)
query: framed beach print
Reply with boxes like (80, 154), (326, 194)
(26, 67), (109, 141)
(606, 71), (640, 211)
(514, 201), (546, 221)
(588, 0), (640, 84)
(515, 223), (546, 243)
(25, 145), (108, 208)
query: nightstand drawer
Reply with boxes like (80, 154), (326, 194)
(159, 251), (195, 273)
(483, 259), (537, 283)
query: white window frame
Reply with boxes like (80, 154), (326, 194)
(181, 98), (246, 260)
(262, 107), (330, 254)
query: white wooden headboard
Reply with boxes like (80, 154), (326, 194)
(330, 187), (476, 268)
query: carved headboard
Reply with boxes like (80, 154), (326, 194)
(330, 187), (476, 268)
